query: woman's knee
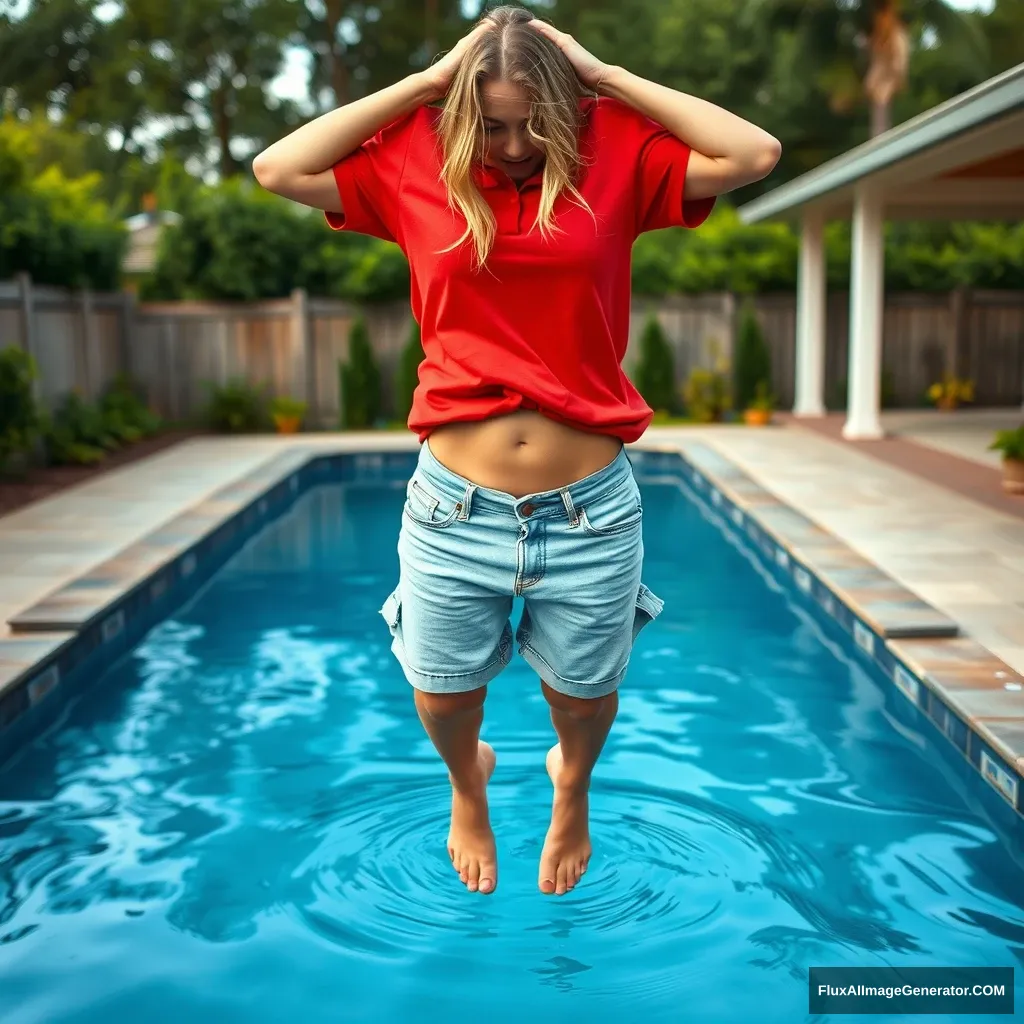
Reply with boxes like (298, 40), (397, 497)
(415, 685), (487, 721)
(540, 679), (616, 718)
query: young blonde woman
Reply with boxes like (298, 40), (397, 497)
(254, 5), (780, 898)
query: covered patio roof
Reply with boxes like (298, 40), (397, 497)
(735, 62), (1024, 438)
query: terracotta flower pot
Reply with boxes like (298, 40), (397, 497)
(744, 408), (772, 427)
(936, 396), (958, 412)
(1003, 458), (1024, 495)
(273, 413), (302, 435)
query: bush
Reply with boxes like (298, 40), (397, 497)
(394, 320), (424, 423)
(143, 178), (409, 303)
(683, 368), (731, 423)
(205, 379), (268, 433)
(42, 392), (118, 465)
(0, 346), (39, 468)
(733, 303), (771, 411)
(100, 374), (162, 442)
(339, 317), (381, 429)
(0, 126), (127, 290)
(632, 315), (677, 413)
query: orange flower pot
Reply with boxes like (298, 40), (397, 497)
(273, 414), (302, 435)
(1003, 458), (1024, 495)
(744, 408), (772, 427)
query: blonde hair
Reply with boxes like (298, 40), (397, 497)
(436, 6), (595, 269)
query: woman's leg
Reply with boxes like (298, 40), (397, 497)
(537, 681), (619, 895)
(414, 686), (497, 894)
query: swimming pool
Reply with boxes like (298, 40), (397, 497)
(1, 458), (1021, 1023)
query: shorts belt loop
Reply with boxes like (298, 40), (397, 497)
(560, 487), (579, 528)
(458, 483), (475, 521)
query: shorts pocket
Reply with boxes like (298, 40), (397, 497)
(632, 583), (664, 641)
(404, 477), (463, 530)
(579, 483), (643, 537)
(380, 587), (402, 635)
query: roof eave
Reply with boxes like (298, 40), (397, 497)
(738, 62), (1024, 224)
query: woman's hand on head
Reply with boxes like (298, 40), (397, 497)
(421, 21), (494, 101)
(528, 19), (612, 92)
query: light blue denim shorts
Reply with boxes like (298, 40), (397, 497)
(379, 442), (664, 699)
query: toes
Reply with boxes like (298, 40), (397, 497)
(555, 863), (568, 896)
(466, 861), (480, 893)
(539, 869), (556, 894)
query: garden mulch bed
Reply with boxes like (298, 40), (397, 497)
(0, 431), (199, 518)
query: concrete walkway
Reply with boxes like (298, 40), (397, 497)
(0, 426), (1022, 677)
(881, 408), (1020, 469)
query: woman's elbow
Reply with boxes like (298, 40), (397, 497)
(252, 150), (283, 193)
(751, 136), (782, 181)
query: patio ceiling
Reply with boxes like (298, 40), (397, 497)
(738, 61), (1024, 223)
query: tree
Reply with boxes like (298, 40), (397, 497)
(733, 303), (772, 411)
(755, 0), (990, 139)
(1, 0), (305, 181)
(295, 0), (469, 112)
(632, 315), (676, 413)
(394, 319), (424, 422)
(339, 317), (381, 428)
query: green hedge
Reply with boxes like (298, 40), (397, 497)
(142, 177), (409, 303)
(0, 127), (127, 291)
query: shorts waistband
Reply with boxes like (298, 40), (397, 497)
(416, 441), (633, 522)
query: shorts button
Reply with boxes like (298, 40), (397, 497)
(520, 502), (536, 517)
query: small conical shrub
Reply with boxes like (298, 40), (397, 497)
(394, 319), (424, 423)
(733, 302), (771, 411)
(633, 314), (676, 413)
(339, 316), (381, 428)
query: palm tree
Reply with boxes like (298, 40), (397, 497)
(758, 0), (989, 137)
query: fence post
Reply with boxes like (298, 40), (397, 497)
(721, 291), (737, 372)
(15, 272), (42, 404)
(79, 287), (98, 399)
(291, 287), (316, 423)
(120, 289), (137, 381)
(947, 286), (967, 379)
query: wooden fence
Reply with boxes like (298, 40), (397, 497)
(2, 273), (1022, 425)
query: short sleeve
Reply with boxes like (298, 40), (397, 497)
(599, 99), (716, 235)
(324, 108), (423, 244)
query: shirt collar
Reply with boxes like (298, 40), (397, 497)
(472, 163), (544, 191)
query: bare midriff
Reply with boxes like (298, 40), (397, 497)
(426, 411), (623, 499)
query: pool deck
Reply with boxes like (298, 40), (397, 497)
(1, 423), (1023, 812)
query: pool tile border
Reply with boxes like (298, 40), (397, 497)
(3, 438), (1023, 824)
(630, 443), (1024, 821)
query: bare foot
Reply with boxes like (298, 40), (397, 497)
(538, 744), (591, 895)
(447, 741), (497, 894)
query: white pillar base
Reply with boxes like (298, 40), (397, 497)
(794, 212), (827, 417)
(843, 186), (885, 441)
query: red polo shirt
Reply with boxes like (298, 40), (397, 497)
(326, 97), (714, 442)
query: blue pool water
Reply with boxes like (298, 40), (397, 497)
(1, 473), (1022, 1023)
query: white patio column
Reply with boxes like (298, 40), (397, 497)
(794, 211), (826, 416)
(843, 186), (885, 440)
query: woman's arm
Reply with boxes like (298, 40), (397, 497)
(528, 19), (781, 200)
(597, 67), (782, 200)
(252, 21), (493, 211)
(252, 73), (437, 210)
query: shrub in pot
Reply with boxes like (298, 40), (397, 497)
(989, 425), (1024, 494)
